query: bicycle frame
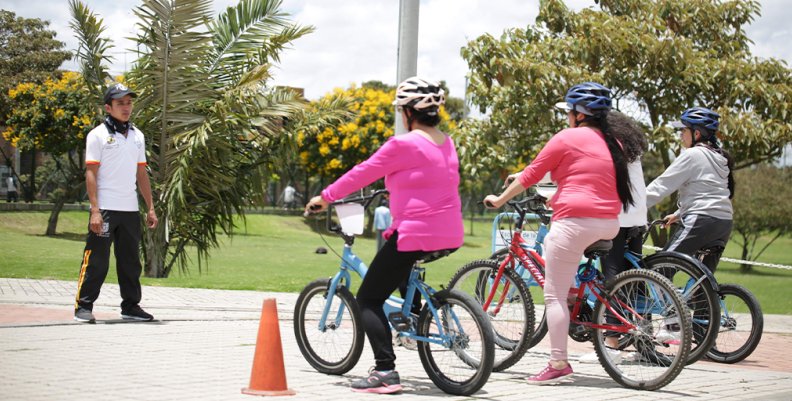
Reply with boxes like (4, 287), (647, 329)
(316, 207), (460, 348)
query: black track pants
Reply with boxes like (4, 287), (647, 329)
(75, 210), (143, 312)
(356, 232), (429, 372)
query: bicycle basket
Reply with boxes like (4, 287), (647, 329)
(334, 203), (365, 235)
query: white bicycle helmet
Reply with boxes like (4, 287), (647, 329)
(392, 77), (446, 110)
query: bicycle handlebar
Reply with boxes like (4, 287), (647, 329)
(322, 189), (389, 235)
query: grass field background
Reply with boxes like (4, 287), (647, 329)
(1, 210), (789, 314)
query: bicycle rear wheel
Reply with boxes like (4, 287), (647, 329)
(706, 283), (763, 364)
(293, 279), (364, 375)
(645, 253), (720, 364)
(447, 259), (534, 371)
(416, 289), (494, 395)
(592, 269), (692, 391)
(491, 248), (548, 348)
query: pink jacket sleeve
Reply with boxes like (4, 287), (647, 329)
(321, 137), (406, 202)
(518, 132), (565, 188)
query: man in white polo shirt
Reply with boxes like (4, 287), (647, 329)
(74, 83), (158, 323)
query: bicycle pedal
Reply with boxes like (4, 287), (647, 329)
(388, 312), (412, 332)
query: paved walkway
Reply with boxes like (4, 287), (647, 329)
(1, 278), (791, 401)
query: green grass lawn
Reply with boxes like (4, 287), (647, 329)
(1, 210), (790, 314)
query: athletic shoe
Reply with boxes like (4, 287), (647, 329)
(579, 348), (622, 364)
(351, 369), (403, 394)
(526, 363), (574, 385)
(655, 317), (682, 345)
(638, 348), (673, 367)
(74, 307), (96, 323)
(121, 306), (154, 321)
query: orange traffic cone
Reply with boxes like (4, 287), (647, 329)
(242, 298), (296, 396)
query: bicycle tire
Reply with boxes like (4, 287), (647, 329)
(416, 289), (494, 395)
(644, 253), (720, 364)
(447, 258), (535, 372)
(293, 279), (364, 375)
(490, 247), (548, 349)
(592, 269), (692, 390)
(706, 283), (763, 364)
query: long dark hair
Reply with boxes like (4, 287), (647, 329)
(577, 111), (634, 210)
(605, 111), (648, 163)
(695, 128), (735, 199)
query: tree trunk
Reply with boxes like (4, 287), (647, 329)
(740, 241), (752, 273)
(45, 195), (67, 236)
(143, 215), (169, 278)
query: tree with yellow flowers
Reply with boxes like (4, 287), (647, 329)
(298, 82), (456, 183)
(3, 71), (95, 234)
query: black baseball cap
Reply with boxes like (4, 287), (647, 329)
(103, 83), (137, 104)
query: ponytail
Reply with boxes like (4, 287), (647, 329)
(583, 113), (634, 210)
(697, 139), (735, 199)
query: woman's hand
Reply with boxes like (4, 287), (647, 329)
(662, 213), (679, 227)
(482, 194), (503, 209)
(503, 172), (521, 189)
(304, 195), (329, 216)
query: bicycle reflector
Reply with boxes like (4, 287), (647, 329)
(335, 203), (365, 235)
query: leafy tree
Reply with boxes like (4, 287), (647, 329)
(731, 165), (792, 273)
(461, 0), (792, 244)
(0, 10), (72, 200)
(70, 0), (315, 277)
(3, 71), (94, 235)
(297, 84), (457, 182)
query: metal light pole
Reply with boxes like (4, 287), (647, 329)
(395, 0), (419, 135)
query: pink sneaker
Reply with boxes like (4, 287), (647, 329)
(526, 363), (574, 385)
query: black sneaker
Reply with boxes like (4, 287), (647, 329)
(351, 369), (403, 394)
(74, 307), (96, 323)
(121, 306), (154, 321)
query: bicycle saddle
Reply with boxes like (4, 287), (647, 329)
(584, 239), (612, 259)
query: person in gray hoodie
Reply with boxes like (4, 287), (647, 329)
(646, 107), (735, 272)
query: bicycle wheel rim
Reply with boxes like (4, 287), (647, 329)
(417, 292), (492, 394)
(448, 260), (532, 371)
(707, 284), (763, 363)
(593, 270), (691, 391)
(295, 283), (361, 373)
(649, 258), (719, 363)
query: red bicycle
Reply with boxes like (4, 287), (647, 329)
(449, 194), (692, 390)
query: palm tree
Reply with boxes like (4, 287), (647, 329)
(126, 0), (320, 277)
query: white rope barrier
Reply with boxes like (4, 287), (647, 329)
(642, 245), (792, 270)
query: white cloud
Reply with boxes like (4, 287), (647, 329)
(3, 0), (791, 100)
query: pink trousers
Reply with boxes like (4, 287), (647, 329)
(543, 217), (619, 361)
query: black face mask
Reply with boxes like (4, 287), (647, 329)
(104, 115), (131, 135)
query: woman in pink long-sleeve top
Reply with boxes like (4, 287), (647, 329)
(484, 82), (634, 385)
(305, 77), (463, 394)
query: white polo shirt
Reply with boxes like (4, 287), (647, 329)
(85, 123), (146, 211)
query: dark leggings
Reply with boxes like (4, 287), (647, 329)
(356, 231), (428, 372)
(602, 227), (643, 336)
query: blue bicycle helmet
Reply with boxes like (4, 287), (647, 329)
(670, 107), (720, 132)
(555, 82), (612, 115)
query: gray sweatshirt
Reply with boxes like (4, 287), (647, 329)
(645, 145), (733, 220)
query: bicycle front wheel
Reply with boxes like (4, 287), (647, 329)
(416, 289), (494, 396)
(293, 279), (364, 375)
(490, 248), (547, 349)
(592, 269), (692, 391)
(706, 283), (763, 364)
(645, 253), (720, 364)
(448, 259), (534, 371)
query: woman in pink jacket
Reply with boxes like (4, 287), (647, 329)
(305, 77), (463, 394)
(484, 82), (633, 385)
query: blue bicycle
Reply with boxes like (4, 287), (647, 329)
(293, 190), (495, 396)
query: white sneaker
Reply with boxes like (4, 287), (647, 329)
(655, 317), (682, 345)
(578, 348), (622, 364)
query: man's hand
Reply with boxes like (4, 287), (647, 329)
(146, 209), (158, 229)
(89, 209), (103, 234)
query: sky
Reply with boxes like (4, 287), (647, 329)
(4, 0), (791, 100)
